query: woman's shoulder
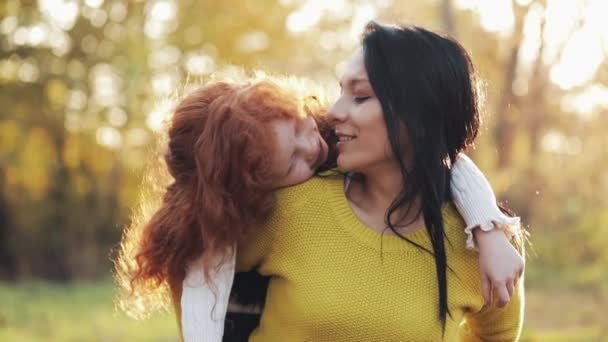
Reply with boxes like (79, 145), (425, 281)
(275, 174), (343, 200)
(442, 202), (469, 249)
(443, 202), (466, 228)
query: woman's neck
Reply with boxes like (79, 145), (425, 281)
(346, 163), (423, 232)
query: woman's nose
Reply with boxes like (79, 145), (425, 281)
(327, 98), (347, 124)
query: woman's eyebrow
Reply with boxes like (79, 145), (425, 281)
(339, 77), (369, 89)
(350, 78), (369, 85)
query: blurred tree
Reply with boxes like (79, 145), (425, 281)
(441, 0), (455, 35)
(0, 0), (606, 298)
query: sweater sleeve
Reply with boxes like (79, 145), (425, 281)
(236, 205), (284, 273)
(235, 183), (306, 273)
(181, 253), (235, 342)
(450, 154), (521, 250)
(458, 267), (525, 341)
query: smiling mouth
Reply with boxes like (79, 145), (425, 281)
(336, 132), (357, 142)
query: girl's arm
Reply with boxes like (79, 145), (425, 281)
(450, 154), (524, 307)
(181, 253), (235, 341)
(459, 264), (525, 342)
(182, 189), (285, 340)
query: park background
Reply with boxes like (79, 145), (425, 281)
(1, 0), (607, 340)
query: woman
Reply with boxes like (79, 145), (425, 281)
(116, 50), (522, 340)
(181, 23), (524, 340)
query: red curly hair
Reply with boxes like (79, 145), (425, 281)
(115, 77), (330, 318)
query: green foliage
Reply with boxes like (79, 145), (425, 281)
(0, 0), (317, 280)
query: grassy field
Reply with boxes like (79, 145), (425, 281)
(0, 281), (177, 341)
(0, 281), (606, 341)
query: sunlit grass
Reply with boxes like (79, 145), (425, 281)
(0, 280), (606, 341)
(521, 285), (607, 341)
(0, 281), (178, 341)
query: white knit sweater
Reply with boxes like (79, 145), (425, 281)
(180, 154), (520, 341)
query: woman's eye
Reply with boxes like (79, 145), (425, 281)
(354, 96), (370, 104)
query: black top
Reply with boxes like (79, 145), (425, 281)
(223, 271), (268, 342)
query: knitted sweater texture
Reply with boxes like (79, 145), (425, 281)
(236, 176), (524, 341)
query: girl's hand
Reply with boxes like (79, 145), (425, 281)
(475, 226), (524, 307)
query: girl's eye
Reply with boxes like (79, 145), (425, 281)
(354, 96), (370, 104)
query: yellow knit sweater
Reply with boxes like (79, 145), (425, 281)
(237, 175), (524, 341)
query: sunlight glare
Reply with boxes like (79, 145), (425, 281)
(542, 0), (581, 63)
(348, 4), (377, 44)
(96, 126), (122, 149)
(584, 0), (608, 46)
(286, 0), (356, 34)
(126, 128), (150, 147)
(151, 72), (179, 96)
(13, 27), (28, 46)
(38, 0), (79, 31)
(1, 16), (18, 35)
(455, 0), (476, 9)
(145, 0), (177, 39)
(18, 60), (39, 83)
(542, 130), (582, 155)
(146, 101), (173, 131)
(109, 2), (127, 22)
(515, 0), (533, 5)
(91, 64), (121, 107)
(237, 31), (270, 53)
(107, 107), (128, 127)
(67, 89), (88, 110)
(85, 0), (104, 8)
(519, 4), (543, 63)
(89, 8), (108, 28)
(286, 4), (322, 33)
(477, 0), (514, 34)
(550, 27), (603, 89)
(561, 85), (608, 118)
(184, 53), (215, 75)
(28, 24), (49, 46)
(149, 0), (176, 22)
(49, 30), (72, 56)
(458, 0), (606, 90)
(148, 45), (181, 69)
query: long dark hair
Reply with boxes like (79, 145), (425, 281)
(361, 22), (481, 329)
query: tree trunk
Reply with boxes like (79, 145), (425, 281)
(0, 168), (17, 280)
(440, 0), (456, 36)
(494, 1), (531, 169)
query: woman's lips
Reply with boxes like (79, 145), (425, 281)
(335, 131), (357, 148)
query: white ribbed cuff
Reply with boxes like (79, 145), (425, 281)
(463, 215), (521, 250)
(450, 154), (521, 250)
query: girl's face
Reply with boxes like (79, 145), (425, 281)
(327, 50), (399, 173)
(270, 115), (328, 188)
